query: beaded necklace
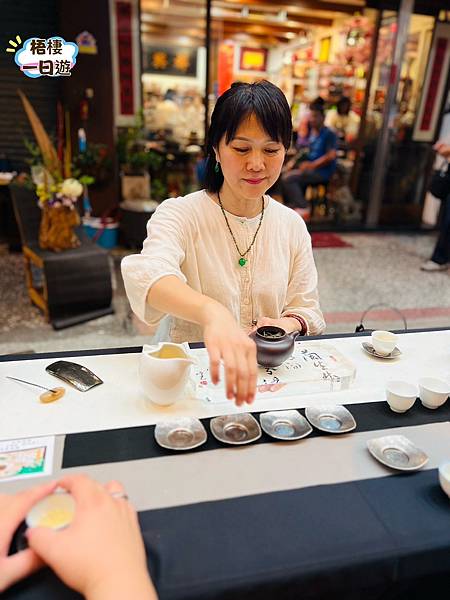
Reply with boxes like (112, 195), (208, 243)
(217, 192), (265, 267)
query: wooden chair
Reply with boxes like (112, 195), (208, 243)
(10, 185), (114, 329)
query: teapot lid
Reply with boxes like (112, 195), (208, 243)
(255, 326), (287, 341)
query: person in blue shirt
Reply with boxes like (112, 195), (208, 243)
(281, 104), (337, 211)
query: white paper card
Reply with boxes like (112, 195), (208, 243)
(0, 436), (55, 483)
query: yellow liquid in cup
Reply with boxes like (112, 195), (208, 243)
(152, 346), (187, 359)
(27, 493), (75, 530)
(37, 507), (74, 529)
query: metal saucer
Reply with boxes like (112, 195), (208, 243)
(361, 342), (402, 359)
(367, 435), (428, 471)
(210, 413), (261, 445)
(154, 417), (207, 451)
(260, 410), (312, 441)
(305, 404), (356, 434)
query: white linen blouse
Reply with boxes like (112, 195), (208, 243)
(121, 190), (325, 343)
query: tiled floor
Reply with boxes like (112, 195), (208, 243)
(0, 231), (448, 356)
(315, 232), (450, 332)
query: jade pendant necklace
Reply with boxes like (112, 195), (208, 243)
(217, 192), (265, 267)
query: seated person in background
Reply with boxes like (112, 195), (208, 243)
(0, 475), (157, 600)
(325, 96), (360, 145)
(151, 89), (180, 136)
(268, 97), (326, 202)
(281, 104), (337, 212)
(295, 96), (326, 148)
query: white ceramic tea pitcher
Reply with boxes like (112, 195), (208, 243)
(139, 343), (195, 406)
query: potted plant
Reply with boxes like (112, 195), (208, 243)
(72, 143), (112, 188)
(117, 113), (165, 201)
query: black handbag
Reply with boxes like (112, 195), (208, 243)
(429, 163), (450, 200)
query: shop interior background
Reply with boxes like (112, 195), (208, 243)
(0, 0), (449, 354)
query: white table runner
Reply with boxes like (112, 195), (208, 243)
(0, 330), (449, 440)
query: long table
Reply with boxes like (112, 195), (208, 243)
(2, 329), (450, 599)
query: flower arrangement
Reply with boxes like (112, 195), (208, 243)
(18, 90), (91, 251)
(29, 166), (83, 251)
(33, 170), (84, 209)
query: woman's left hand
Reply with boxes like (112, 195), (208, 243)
(251, 316), (300, 334)
(0, 481), (57, 593)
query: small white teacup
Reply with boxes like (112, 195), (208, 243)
(371, 330), (397, 356)
(385, 380), (417, 413)
(439, 461), (450, 499)
(418, 377), (450, 410)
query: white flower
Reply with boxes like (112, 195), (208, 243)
(61, 178), (83, 198)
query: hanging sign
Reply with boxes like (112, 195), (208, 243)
(413, 22), (450, 142)
(115, 1), (134, 117)
(143, 45), (198, 76)
(239, 47), (267, 72)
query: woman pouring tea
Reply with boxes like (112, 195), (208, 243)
(122, 81), (325, 407)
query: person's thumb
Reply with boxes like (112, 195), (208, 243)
(26, 527), (59, 564)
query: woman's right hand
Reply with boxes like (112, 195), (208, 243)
(202, 302), (257, 406)
(26, 475), (156, 600)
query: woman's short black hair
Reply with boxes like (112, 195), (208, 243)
(204, 80), (292, 193)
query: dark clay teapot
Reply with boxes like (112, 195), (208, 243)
(249, 326), (300, 368)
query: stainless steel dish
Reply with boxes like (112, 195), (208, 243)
(260, 410), (312, 441)
(210, 413), (261, 445)
(305, 404), (356, 434)
(154, 417), (207, 451)
(45, 360), (103, 391)
(367, 434), (428, 471)
(361, 342), (402, 359)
